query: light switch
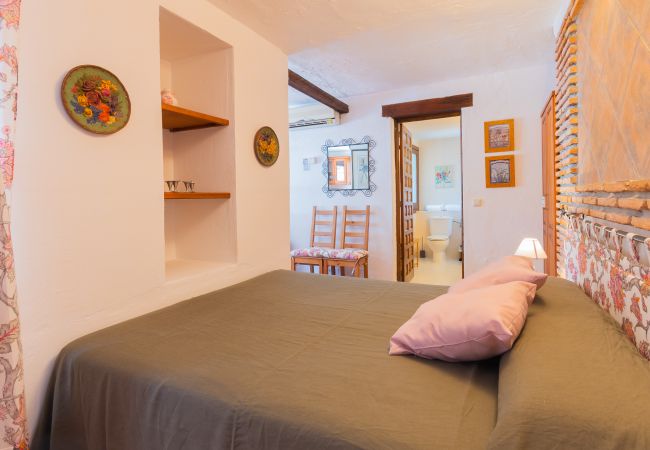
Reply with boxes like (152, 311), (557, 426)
(303, 156), (320, 170)
(473, 198), (483, 207)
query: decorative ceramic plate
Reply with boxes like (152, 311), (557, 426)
(254, 126), (280, 167)
(61, 65), (131, 134)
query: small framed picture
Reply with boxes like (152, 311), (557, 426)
(485, 155), (515, 188)
(434, 165), (454, 188)
(484, 119), (515, 152)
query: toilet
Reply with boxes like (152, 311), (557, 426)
(426, 216), (452, 262)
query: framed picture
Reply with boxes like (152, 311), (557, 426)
(484, 119), (515, 152)
(434, 165), (454, 188)
(485, 155), (515, 188)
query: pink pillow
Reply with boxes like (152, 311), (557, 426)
(389, 281), (537, 362)
(448, 255), (547, 294)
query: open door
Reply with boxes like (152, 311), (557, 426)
(396, 123), (415, 282)
(541, 92), (557, 275)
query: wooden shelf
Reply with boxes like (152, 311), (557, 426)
(161, 103), (229, 132)
(164, 192), (231, 200)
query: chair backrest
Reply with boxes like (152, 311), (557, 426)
(310, 206), (337, 249)
(340, 205), (370, 250)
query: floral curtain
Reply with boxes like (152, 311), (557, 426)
(0, 0), (28, 449)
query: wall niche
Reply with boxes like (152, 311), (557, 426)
(159, 7), (236, 281)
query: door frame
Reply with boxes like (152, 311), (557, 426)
(382, 94), (474, 282)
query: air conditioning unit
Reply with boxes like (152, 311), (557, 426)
(289, 103), (340, 130)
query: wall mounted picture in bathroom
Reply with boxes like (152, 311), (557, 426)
(485, 155), (516, 188)
(321, 136), (377, 197)
(484, 119), (515, 152)
(434, 165), (454, 188)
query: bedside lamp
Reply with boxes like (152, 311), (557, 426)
(515, 238), (547, 260)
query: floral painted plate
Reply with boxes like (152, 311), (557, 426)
(61, 65), (131, 134)
(254, 126), (279, 167)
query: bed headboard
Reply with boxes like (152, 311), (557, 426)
(555, 0), (650, 359)
(562, 213), (650, 359)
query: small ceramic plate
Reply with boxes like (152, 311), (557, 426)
(254, 126), (279, 167)
(61, 65), (131, 135)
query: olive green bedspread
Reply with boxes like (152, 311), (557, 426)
(33, 271), (650, 449)
(34, 271), (498, 449)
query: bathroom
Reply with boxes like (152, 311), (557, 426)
(407, 117), (463, 285)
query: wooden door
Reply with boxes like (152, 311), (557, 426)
(541, 92), (557, 275)
(396, 123), (415, 282)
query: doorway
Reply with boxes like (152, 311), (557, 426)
(406, 117), (463, 285)
(382, 94), (473, 282)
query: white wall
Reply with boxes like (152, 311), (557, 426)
(290, 63), (553, 280)
(290, 100), (396, 280)
(416, 136), (462, 209)
(553, 0), (572, 37)
(14, 0), (289, 431)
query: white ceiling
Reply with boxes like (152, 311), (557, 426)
(207, 0), (562, 101)
(406, 116), (461, 143)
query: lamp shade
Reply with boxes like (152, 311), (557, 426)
(515, 238), (547, 259)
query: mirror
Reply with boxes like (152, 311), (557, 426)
(327, 143), (370, 191)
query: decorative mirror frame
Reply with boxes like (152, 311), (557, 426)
(321, 136), (377, 197)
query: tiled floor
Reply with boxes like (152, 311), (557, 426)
(410, 257), (462, 286)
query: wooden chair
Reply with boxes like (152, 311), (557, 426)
(291, 206), (337, 274)
(324, 206), (370, 278)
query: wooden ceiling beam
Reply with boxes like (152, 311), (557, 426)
(381, 93), (474, 120)
(288, 70), (349, 114)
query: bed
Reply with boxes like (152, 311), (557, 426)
(33, 270), (650, 449)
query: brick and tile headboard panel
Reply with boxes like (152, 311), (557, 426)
(576, 0), (649, 185)
(556, 0), (650, 360)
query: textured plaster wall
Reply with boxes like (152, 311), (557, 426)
(577, 0), (650, 184)
(290, 64), (554, 280)
(14, 0), (288, 431)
